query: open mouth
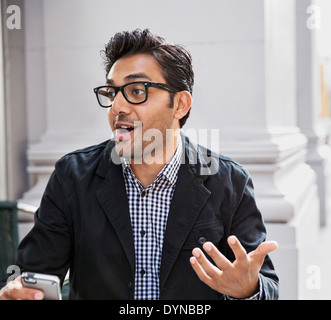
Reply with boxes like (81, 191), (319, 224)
(114, 122), (138, 141)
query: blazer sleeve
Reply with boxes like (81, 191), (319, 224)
(14, 169), (73, 286)
(223, 169), (279, 300)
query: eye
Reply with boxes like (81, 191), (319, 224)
(126, 84), (146, 97)
(124, 83), (147, 103)
(132, 88), (145, 96)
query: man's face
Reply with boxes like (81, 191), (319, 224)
(107, 53), (178, 161)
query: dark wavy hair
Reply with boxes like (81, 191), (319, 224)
(101, 29), (194, 128)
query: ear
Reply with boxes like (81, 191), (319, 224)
(173, 91), (192, 121)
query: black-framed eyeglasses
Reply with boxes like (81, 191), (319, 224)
(93, 81), (176, 108)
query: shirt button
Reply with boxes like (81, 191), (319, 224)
(127, 282), (133, 290)
(140, 269), (146, 276)
(141, 190), (147, 197)
(140, 230), (146, 237)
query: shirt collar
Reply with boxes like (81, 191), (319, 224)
(156, 135), (182, 186)
(122, 135), (182, 187)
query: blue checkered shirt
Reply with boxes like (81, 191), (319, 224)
(122, 139), (182, 300)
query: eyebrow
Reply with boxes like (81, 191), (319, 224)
(106, 73), (153, 85)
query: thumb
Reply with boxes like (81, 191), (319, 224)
(249, 241), (278, 265)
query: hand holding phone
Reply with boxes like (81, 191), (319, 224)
(22, 272), (62, 300)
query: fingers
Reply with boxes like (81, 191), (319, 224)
(0, 276), (44, 300)
(191, 248), (222, 276)
(190, 236), (249, 275)
(201, 242), (232, 271)
(189, 241), (234, 290)
(189, 249), (221, 291)
(189, 255), (212, 284)
(191, 236), (278, 272)
(227, 235), (247, 262)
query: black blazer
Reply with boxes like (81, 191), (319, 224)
(9, 135), (279, 299)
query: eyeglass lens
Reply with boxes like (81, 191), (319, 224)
(97, 83), (147, 107)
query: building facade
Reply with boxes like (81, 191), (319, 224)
(1, 0), (331, 299)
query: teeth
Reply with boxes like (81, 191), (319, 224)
(121, 126), (129, 129)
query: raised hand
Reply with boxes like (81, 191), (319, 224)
(190, 235), (278, 299)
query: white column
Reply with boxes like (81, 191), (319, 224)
(297, 0), (331, 227)
(20, 0), (110, 219)
(1, 0), (28, 202)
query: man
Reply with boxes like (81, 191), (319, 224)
(0, 29), (278, 300)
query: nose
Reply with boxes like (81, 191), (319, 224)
(111, 90), (132, 116)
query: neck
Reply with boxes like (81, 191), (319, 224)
(130, 132), (180, 188)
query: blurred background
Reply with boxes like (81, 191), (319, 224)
(0, 0), (331, 299)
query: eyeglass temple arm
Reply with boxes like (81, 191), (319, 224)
(153, 83), (176, 93)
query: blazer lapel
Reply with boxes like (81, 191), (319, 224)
(96, 143), (135, 275)
(95, 138), (212, 290)
(159, 137), (211, 291)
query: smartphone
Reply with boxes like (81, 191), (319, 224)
(21, 272), (62, 300)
